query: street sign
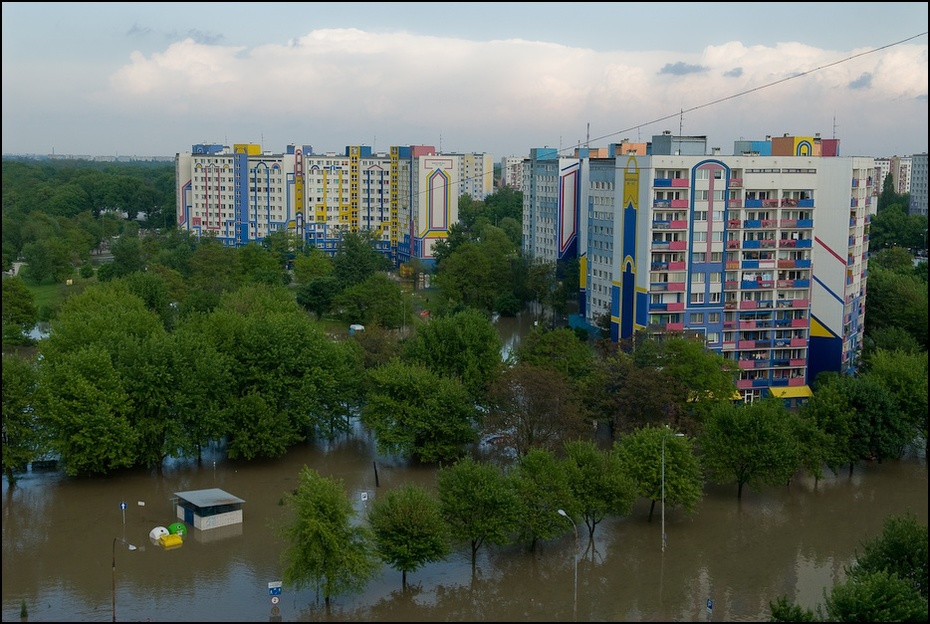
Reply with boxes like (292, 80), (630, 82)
(706, 598), (713, 613)
(119, 502), (127, 510)
(268, 581), (282, 596)
(271, 596), (279, 605)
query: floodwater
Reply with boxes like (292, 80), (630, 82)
(2, 313), (927, 622)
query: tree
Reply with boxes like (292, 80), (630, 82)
(204, 285), (363, 459)
(437, 456), (521, 571)
(296, 275), (342, 320)
(2, 354), (44, 487)
(367, 484), (451, 589)
(824, 569), (927, 622)
(515, 327), (595, 383)
(280, 467), (380, 611)
(483, 363), (589, 458)
(332, 230), (390, 288)
(362, 360), (478, 462)
(848, 513), (928, 600)
(862, 349), (928, 445)
(509, 448), (575, 549)
(293, 246), (334, 284)
(333, 272), (404, 328)
(700, 399), (802, 498)
(562, 440), (637, 540)
(632, 333), (738, 427)
(37, 344), (138, 476)
(1, 275), (38, 345)
(613, 426), (703, 522)
(402, 308), (503, 403)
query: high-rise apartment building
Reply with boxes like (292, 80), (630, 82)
(175, 143), (492, 266)
(909, 152), (928, 217)
(522, 133), (873, 402)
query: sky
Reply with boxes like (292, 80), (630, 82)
(2, 2), (927, 160)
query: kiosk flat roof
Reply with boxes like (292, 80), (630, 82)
(174, 488), (245, 508)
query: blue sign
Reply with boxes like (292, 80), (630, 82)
(269, 587), (281, 596)
(119, 502), (127, 510)
(706, 599), (713, 613)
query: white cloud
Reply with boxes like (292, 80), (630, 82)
(6, 25), (927, 157)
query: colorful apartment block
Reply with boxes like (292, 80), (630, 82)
(522, 133), (874, 402)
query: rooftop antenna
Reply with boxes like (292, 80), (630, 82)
(439, 133), (442, 153)
(586, 122), (590, 148)
(832, 114), (838, 139)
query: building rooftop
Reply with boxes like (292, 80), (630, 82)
(174, 488), (245, 508)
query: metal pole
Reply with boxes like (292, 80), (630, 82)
(112, 537), (136, 622)
(558, 509), (578, 622)
(661, 436), (666, 553)
(112, 537), (117, 622)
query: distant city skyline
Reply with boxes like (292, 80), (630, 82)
(2, 3), (927, 159)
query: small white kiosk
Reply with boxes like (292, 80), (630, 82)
(174, 488), (245, 531)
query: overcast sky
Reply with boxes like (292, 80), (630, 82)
(2, 3), (927, 159)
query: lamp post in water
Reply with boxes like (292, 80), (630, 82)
(112, 537), (137, 622)
(662, 431), (686, 553)
(557, 509), (578, 621)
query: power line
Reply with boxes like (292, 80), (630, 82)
(558, 31), (929, 155)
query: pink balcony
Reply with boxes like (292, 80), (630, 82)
(668, 261), (686, 270)
(667, 282), (686, 292)
(777, 260), (795, 268)
(738, 340), (756, 349)
(728, 219), (741, 228)
(739, 360), (755, 370)
(737, 379), (753, 389)
(791, 318), (808, 327)
(739, 301), (758, 310)
(788, 377), (805, 386)
(790, 359), (806, 367)
(669, 241), (687, 250)
(727, 241), (741, 249)
(739, 321), (756, 329)
(670, 199), (689, 209)
(780, 219), (798, 228)
(792, 299), (809, 308)
(729, 178), (743, 188)
(671, 178), (689, 187)
(667, 302), (684, 311)
(728, 200), (743, 209)
(669, 220), (689, 229)
(666, 322), (684, 331)
(790, 338), (807, 347)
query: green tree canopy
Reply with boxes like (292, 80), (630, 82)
(367, 484), (451, 588)
(700, 398), (802, 498)
(280, 467), (380, 610)
(402, 307), (503, 403)
(437, 456), (521, 570)
(614, 426), (703, 522)
(362, 360), (478, 462)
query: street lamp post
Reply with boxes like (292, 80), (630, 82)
(112, 537), (137, 622)
(661, 431), (686, 553)
(557, 509), (578, 622)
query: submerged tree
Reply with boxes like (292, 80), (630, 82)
(280, 467), (379, 611)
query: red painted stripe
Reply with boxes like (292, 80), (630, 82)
(815, 237), (844, 265)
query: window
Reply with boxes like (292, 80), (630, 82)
(690, 292), (705, 304)
(690, 313), (704, 323)
(692, 252), (706, 263)
(692, 273), (706, 284)
(694, 210), (707, 221)
(708, 312), (721, 323)
(707, 332), (720, 343)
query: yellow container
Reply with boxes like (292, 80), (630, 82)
(159, 533), (183, 549)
